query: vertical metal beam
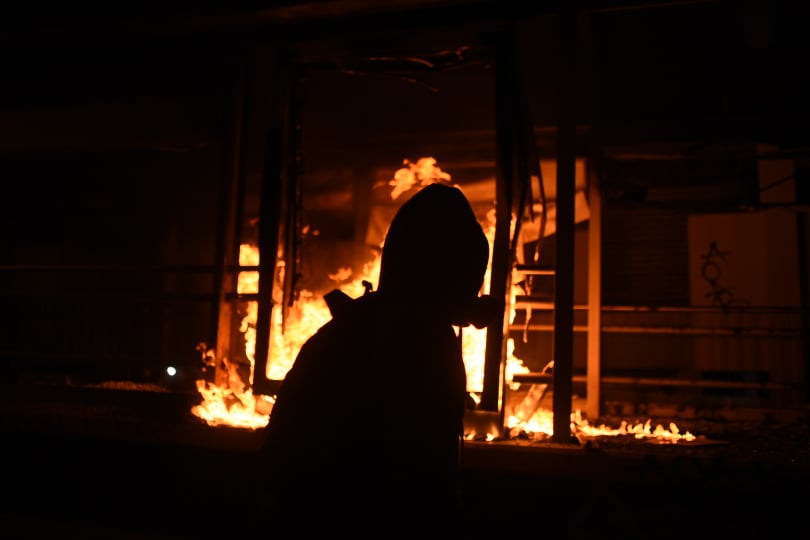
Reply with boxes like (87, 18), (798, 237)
(253, 46), (293, 396)
(586, 159), (602, 420)
(482, 28), (517, 413)
(552, 6), (577, 444)
(582, 11), (603, 421)
(212, 54), (248, 386)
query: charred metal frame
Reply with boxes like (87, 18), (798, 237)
(238, 24), (565, 429)
(252, 47), (298, 397)
(216, 1), (808, 436)
(0, 1), (805, 433)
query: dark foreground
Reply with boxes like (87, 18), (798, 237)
(2, 386), (808, 539)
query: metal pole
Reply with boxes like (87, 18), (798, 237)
(482, 27), (517, 413)
(580, 8), (603, 422)
(253, 46), (291, 396)
(586, 157), (602, 420)
(212, 53), (248, 383)
(552, 6), (577, 444)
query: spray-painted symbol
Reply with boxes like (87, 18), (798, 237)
(700, 241), (748, 312)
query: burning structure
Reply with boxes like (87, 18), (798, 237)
(2, 1), (807, 439)
(1, 2), (809, 530)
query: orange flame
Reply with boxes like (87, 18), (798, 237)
(191, 157), (698, 444)
(190, 244), (273, 429)
(502, 408), (696, 443)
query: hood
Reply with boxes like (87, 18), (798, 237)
(377, 183), (490, 324)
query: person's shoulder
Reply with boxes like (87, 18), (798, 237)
(332, 289), (384, 319)
(303, 291), (379, 341)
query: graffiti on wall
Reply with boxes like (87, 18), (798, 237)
(700, 241), (749, 312)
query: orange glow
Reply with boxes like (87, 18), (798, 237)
(191, 157), (698, 445)
(571, 410), (696, 442)
(389, 157), (451, 199)
(502, 408), (696, 443)
(190, 244), (273, 429)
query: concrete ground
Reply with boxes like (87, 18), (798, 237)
(2, 386), (808, 539)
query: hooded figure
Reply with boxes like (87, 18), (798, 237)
(260, 183), (497, 536)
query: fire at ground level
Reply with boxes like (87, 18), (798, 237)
(1, 386), (808, 539)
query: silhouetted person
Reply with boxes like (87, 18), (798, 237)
(259, 183), (498, 536)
